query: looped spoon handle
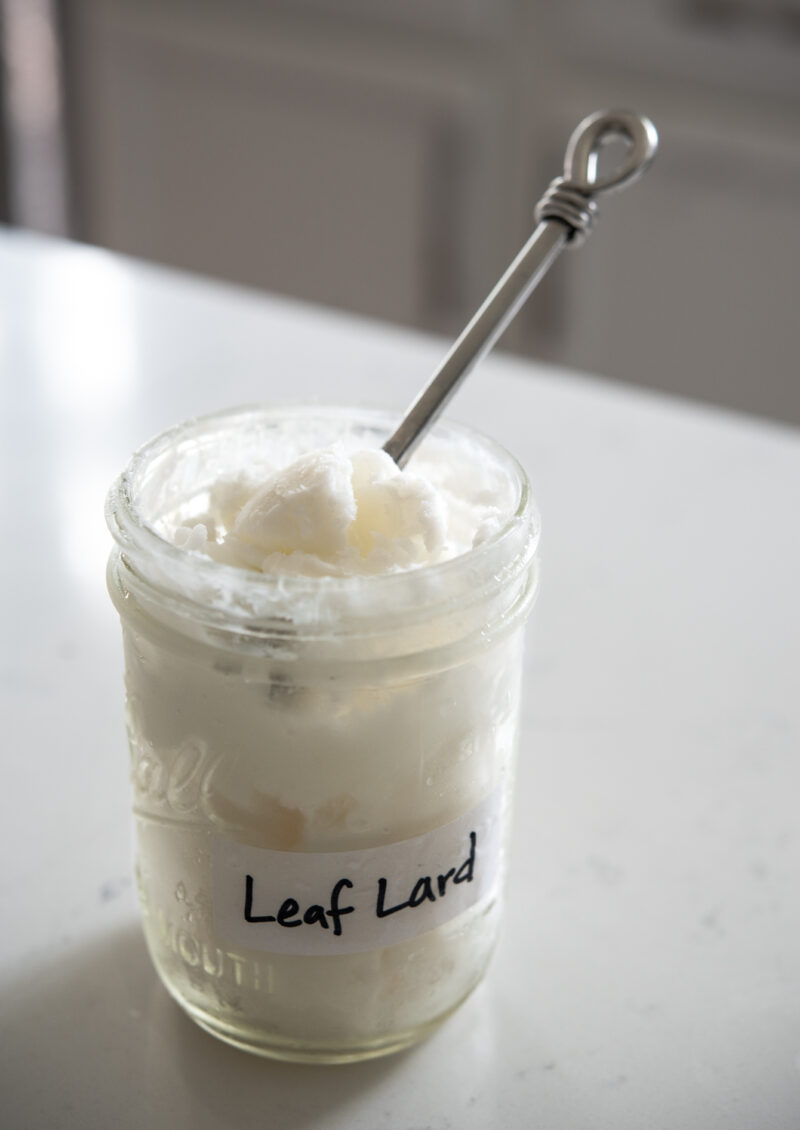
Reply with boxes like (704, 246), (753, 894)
(382, 109), (658, 468)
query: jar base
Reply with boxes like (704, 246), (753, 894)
(175, 993), (469, 1064)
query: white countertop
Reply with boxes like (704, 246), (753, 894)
(2, 229), (799, 1129)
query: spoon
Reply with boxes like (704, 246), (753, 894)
(382, 109), (658, 468)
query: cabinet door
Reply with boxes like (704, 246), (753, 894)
(519, 102), (800, 425)
(65, 0), (506, 329)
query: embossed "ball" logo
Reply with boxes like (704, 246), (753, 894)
(130, 735), (222, 819)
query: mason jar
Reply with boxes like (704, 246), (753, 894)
(105, 405), (540, 1063)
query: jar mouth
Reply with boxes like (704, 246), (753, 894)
(106, 404), (540, 633)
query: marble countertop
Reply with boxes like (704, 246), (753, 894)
(2, 229), (799, 1129)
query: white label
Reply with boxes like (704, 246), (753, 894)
(211, 791), (504, 955)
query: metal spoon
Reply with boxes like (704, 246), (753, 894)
(383, 109), (658, 468)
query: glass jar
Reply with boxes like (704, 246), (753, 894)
(106, 406), (539, 1063)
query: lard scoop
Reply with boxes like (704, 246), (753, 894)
(383, 109), (658, 468)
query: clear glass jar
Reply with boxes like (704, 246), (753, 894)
(106, 406), (539, 1063)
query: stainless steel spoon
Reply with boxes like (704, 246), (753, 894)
(383, 109), (658, 468)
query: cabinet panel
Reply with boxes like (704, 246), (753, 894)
(67, 0), (505, 328)
(551, 0), (800, 99)
(522, 103), (800, 423)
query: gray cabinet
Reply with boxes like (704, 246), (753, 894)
(58, 0), (800, 423)
(64, 0), (509, 331)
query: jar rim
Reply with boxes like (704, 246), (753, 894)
(106, 404), (539, 629)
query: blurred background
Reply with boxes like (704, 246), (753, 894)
(1, 0), (798, 423)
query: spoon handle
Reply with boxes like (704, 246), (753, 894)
(383, 109), (658, 468)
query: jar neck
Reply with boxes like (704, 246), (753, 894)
(106, 406), (540, 661)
